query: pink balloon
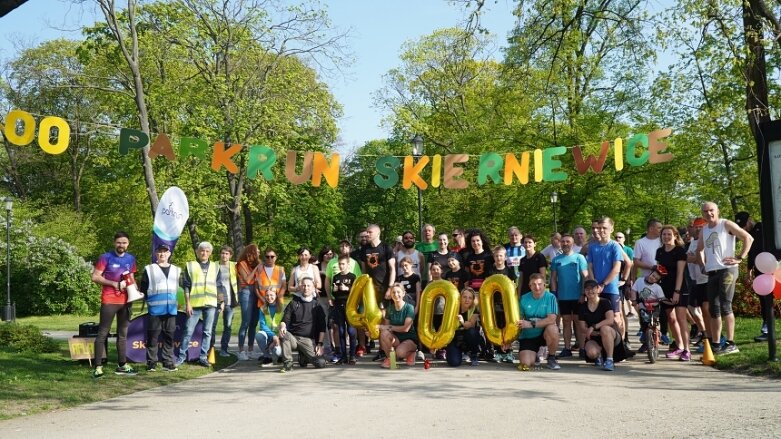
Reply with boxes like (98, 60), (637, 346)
(753, 274), (775, 296)
(755, 252), (779, 274)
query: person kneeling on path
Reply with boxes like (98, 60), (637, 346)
(579, 279), (628, 371)
(516, 273), (560, 371)
(279, 277), (327, 373)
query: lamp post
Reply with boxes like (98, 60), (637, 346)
(411, 134), (424, 239)
(550, 191), (558, 233)
(2, 197), (13, 322)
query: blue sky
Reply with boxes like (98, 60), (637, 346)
(0, 0), (517, 151)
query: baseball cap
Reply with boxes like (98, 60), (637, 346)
(155, 244), (171, 252)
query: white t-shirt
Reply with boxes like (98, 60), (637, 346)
(632, 277), (666, 303)
(687, 239), (708, 284)
(633, 236), (661, 278)
(396, 249), (423, 277)
(541, 245), (562, 261)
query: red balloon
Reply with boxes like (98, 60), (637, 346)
(773, 281), (781, 300)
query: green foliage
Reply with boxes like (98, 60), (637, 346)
(0, 323), (59, 353)
(11, 232), (98, 316)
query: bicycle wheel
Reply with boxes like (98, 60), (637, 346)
(646, 328), (658, 363)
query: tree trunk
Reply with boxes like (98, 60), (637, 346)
(97, 0), (159, 217)
(743, 0), (771, 147)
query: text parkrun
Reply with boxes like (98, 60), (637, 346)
(1, 109), (673, 190)
(161, 203), (185, 220)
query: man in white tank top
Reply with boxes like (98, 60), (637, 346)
(696, 202), (753, 355)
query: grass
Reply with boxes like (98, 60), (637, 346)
(712, 316), (781, 378)
(0, 339), (235, 420)
(16, 303), (244, 336)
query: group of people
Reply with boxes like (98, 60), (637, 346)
(89, 200), (759, 377)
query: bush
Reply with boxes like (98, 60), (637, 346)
(734, 270), (760, 317)
(0, 323), (59, 353)
(7, 230), (99, 316)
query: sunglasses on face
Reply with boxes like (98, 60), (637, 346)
(265, 255), (276, 259)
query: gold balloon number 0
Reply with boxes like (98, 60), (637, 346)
(345, 275), (383, 339)
(417, 280), (460, 350)
(479, 275), (521, 346)
(2, 110), (71, 154)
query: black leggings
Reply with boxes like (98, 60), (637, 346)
(94, 303), (130, 366)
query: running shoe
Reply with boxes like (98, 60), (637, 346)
(219, 350), (231, 357)
(92, 366), (104, 379)
(679, 350), (691, 362)
(546, 356), (561, 370)
(717, 343), (740, 355)
(197, 359), (211, 367)
(603, 358), (615, 371)
(502, 353), (515, 363)
(380, 358), (391, 368)
(416, 350), (425, 361)
(594, 356), (603, 368)
(146, 362), (157, 372)
(162, 364), (178, 372)
(665, 348), (683, 359)
(115, 364), (137, 376)
(355, 345), (366, 357)
(661, 334), (671, 345)
(238, 351), (249, 361)
(559, 348), (573, 358)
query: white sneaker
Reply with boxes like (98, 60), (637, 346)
(248, 350), (260, 360)
(238, 351), (249, 361)
(416, 350), (425, 361)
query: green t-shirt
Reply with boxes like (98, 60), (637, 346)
(325, 257), (362, 280)
(386, 302), (417, 342)
(518, 291), (558, 339)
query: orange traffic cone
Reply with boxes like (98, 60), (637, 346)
(207, 347), (216, 365)
(701, 338), (716, 366)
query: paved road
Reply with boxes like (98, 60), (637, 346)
(3, 324), (779, 438)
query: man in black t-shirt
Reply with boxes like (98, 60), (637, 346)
(360, 224), (396, 362)
(360, 224), (396, 306)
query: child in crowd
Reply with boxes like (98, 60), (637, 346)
(331, 255), (358, 364)
(396, 257), (422, 314)
(488, 246), (517, 363)
(631, 265), (667, 353)
(256, 289), (286, 365)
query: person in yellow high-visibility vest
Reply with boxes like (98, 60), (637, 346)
(176, 241), (224, 367)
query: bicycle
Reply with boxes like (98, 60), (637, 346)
(638, 298), (672, 363)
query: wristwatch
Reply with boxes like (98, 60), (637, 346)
(530, 320), (536, 328)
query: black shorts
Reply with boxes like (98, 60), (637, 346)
(558, 300), (579, 315)
(689, 283), (707, 307)
(518, 335), (546, 352)
(662, 290), (690, 308)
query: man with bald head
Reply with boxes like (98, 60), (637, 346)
(696, 202), (753, 354)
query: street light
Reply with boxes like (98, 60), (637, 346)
(2, 197), (14, 322)
(550, 191), (558, 233)
(411, 134), (424, 239)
